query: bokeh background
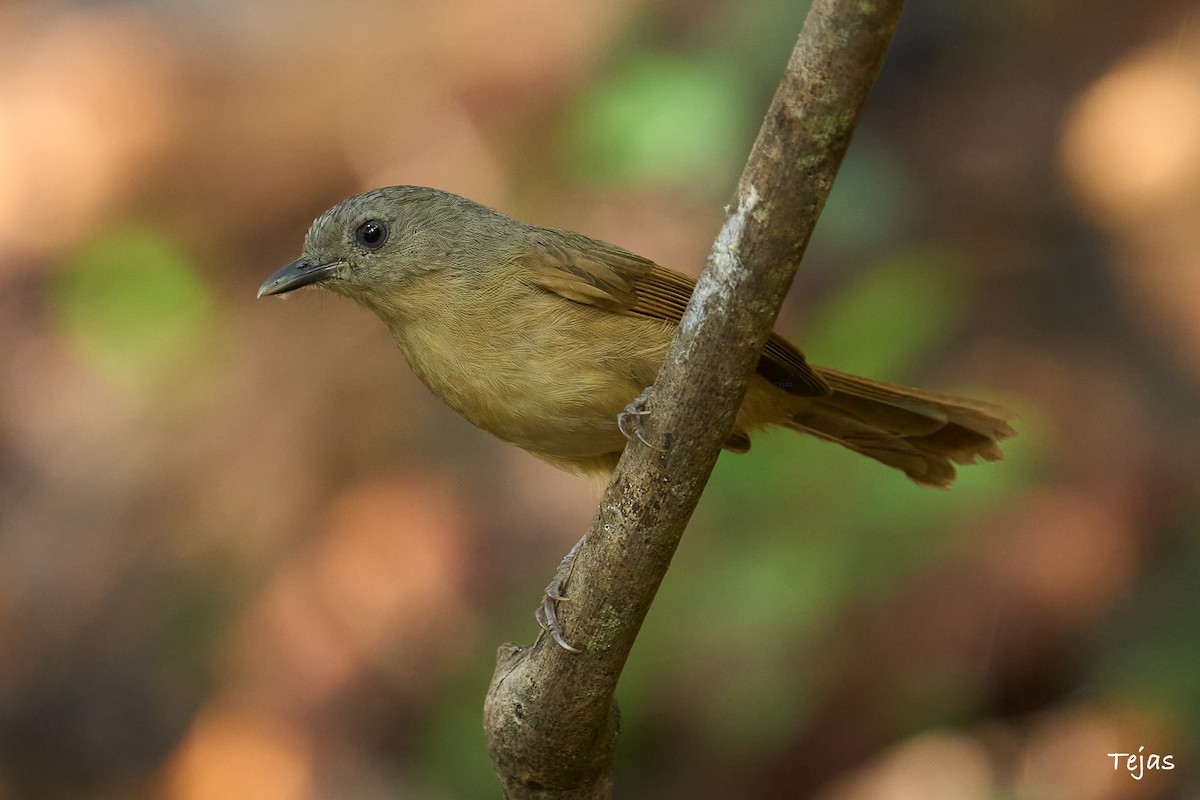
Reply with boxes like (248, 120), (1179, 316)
(1, 0), (1198, 798)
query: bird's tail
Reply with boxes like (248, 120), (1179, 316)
(786, 367), (1016, 488)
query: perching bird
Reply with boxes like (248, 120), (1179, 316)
(259, 186), (1014, 488)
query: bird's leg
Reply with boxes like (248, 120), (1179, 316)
(617, 387), (661, 449)
(536, 388), (661, 652)
(535, 534), (584, 653)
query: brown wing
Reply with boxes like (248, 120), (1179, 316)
(521, 230), (830, 397)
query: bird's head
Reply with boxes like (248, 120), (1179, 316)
(258, 185), (505, 308)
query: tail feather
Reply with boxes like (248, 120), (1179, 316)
(787, 367), (1015, 488)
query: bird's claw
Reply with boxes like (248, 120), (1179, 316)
(536, 535), (585, 653)
(618, 388), (661, 450)
(537, 590), (581, 653)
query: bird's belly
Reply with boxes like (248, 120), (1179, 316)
(393, 313), (663, 462)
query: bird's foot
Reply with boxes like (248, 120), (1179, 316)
(618, 388), (661, 449)
(535, 535), (584, 653)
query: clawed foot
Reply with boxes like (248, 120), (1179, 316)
(535, 535), (584, 653)
(617, 387), (661, 449)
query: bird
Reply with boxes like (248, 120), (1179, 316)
(258, 185), (1014, 488)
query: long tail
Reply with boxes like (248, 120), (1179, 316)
(787, 367), (1016, 488)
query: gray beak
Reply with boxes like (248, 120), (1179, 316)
(257, 258), (342, 298)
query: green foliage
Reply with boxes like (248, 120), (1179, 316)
(563, 52), (751, 188)
(415, 676), (499, 799)
(52, 225), (212, 387)
(801, 247), (972, 381)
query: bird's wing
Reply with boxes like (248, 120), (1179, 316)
(521, 231), (829, 397)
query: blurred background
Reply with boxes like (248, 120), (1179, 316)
(0, 0), (1198, 798)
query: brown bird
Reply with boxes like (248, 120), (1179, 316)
(259, 186), (1014, 487)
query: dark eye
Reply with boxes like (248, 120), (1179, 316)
(355, 220), (388, 249)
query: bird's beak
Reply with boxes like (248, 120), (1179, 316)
(257, 258), (343, 298)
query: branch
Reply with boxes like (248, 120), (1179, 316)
(484, 1), (906, 796)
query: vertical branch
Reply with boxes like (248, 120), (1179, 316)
(484, 1), (907, 797)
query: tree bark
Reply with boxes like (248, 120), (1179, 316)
(484, 1), (906, 796)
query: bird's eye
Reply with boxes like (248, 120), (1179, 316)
(355, 220), (389, 250)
